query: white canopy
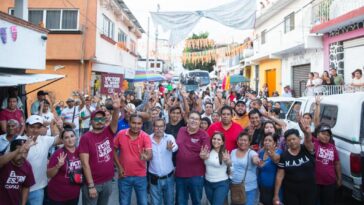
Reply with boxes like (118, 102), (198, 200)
(0, 73), (65, 87)
(151, 0), (256, 45)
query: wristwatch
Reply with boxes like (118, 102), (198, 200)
(88, 183), (95, 189)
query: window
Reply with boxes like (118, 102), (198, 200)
(150, 63), (155, 68)
(309, 103), (338, 127)
(46, 10), (61, 29)
(157, 63), (161, 68)
(103, 15), (114, 39)
(284, 12), (295, 33)
(261, 30), (266, 44)
(62, 10), (78, 29)
(117, 29), (128, 42)
(287, 102), (302, 122)
(130, 40), (136, 53)
(29, 10), (43, 26)
(44, 10), (78, 30)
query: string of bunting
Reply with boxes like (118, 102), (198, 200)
(182, 43), (248, 65)
(184, 38), (215, 50)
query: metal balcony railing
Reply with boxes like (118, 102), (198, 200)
(303, 85), (364, 96)
(312, 0), (364, 25)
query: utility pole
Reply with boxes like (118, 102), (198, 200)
(154, 4), (160, 73)
(146, 17), (150, 71)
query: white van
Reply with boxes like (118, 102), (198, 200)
(279, 93), (364, 201)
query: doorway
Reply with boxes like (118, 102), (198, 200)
(265, 69), (276, 97)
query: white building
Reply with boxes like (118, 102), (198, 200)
(137, 58), (164, 73)
(246, 0), (324, 96)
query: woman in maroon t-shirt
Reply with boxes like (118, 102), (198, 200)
(47, 128), (81, 205)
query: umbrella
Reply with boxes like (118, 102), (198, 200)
(229, 74), (250, 84)
(130, 70), (166, 82)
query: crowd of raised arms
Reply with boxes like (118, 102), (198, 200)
(0, 82), (341, 205)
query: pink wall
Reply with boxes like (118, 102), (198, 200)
(323, 27), (364, 70)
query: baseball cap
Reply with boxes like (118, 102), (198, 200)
(26, 115), (44, 125)
(318, 124), (332, 135)
(91, 110), (106, 119)
(37, 90), (47, 96)
(235, 100), (246, 106)
(66, 97), (74, 102)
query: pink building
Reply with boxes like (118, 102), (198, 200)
(311, 0), (364, 84)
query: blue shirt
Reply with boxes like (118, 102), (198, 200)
(149, 133), (178, 176)
(117, 118), (129, 133)
(258, 149), (283, 188)
(231, 149), (258, 191)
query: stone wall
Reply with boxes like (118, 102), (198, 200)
(329, 42), (344, 74)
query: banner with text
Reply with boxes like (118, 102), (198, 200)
(100, 73), (124, 94)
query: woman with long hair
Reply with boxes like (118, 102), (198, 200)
(47, 127), (82, 205)
(200, 132), (231, 205)
(321, 71), (332, 85)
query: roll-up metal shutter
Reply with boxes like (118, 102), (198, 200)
(292, 64), (311, 97)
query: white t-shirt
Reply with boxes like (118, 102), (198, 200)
(26, 135), (55, 192)
(61, 106), (80, 130)
(352, 77), (364, 85)
(204, 149), (229, 182)
(80, 106), (95, 129)
(41, 111), (54, 136)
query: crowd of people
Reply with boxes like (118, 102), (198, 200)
(0, 80), (343, 205)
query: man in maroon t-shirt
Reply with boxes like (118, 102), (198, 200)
(175, 111), (210, 205)
(0, 96), (24, 135)
(0, 137), (35, 205)
(79, 95), (120, 205)
(207, 105), (243, 152)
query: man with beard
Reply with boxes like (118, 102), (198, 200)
(113, 114), (152, 205)
(207, 106), (243, 152)
(233, 100), (249, 129)
(0, 137), (35, 205)
(165, 106), (186, 139)
(245, 109), (264, 151)
(79, 95), (120, 205)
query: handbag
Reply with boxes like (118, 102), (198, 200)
(230, 150), (251, 205)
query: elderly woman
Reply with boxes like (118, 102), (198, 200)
(230, 132), (261, 205)
(273, 128), (316, 205)
(47, 127), (81, 205)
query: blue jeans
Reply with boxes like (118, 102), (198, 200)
(245, 189), (258, 205)
(150, 176), (175, 205)
(204, 179), (229, 205)
(175, 176), (204, 205)
(118, 176), (147, 205)
(26, 188), (44, 205)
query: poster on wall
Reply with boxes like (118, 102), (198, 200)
(100, 73), (124, 95)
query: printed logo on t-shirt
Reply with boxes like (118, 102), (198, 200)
(317, 146), (334, 165)
(5, 171), (26, 190)
(65, 159), (82, 178)
(96, 139), (112, 163)
(191, 138), (200, 143)
(284, 155), (310, 167)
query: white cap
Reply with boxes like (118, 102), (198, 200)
(126, 103), (136, 112)
(26, 115), (44, 125)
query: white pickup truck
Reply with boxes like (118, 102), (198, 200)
(269, 93), (364, 201)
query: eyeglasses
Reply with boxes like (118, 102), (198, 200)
(154, 125), (165, 129)
(189, 117), (200, 121)
(93, 117), (106, 123)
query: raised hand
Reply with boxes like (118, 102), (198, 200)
(111, 93), (121, 110)
(199, 145), (210, 160)
(166, 140), (175, 152)
(222, 150), (230, 163)
(56, 152), (67, 168)
(299, 117), (311, 134)
(315, 95), (322, 106)
(140, 148), (149, 161)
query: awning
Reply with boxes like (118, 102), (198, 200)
(92, 63), (136, 79)
(0, 73), (65, 87)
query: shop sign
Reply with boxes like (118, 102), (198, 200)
(100, 73), (124, 94)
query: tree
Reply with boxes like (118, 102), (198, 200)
(183, 32), (216, 72)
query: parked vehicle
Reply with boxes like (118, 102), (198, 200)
(270, 93), (364, 201)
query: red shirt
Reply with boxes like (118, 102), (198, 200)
(207, 122), (243, 152)
(79, 127), (115, 185)
(314, 138), (339, 185)
(0, 160), (35, 205)
(47, 148), (81, 201)
(114, 129), (152, 177)
(175, 127), (210, 178)
(0, 109), (23, 125)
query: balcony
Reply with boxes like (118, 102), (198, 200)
(303, 85), (364, 96)
(311, 0), (364, 33)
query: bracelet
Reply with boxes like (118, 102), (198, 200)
(88, 183), (95, 188)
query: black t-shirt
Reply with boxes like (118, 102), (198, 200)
(142, 120), (153, 135)
(165, 119), (186, 139)
(278, 144), (315, 185)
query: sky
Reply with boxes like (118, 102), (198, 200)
(123, 0), (255, 70)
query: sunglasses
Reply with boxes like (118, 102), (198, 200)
(93, 117), (106, 123)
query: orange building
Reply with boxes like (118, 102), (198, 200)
(0, 0), (143, 112)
